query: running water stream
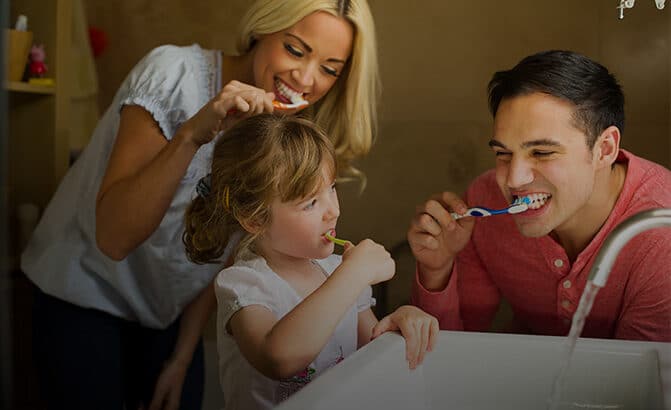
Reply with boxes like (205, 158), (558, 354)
(547, 281), (601, 410)
(546, 209), (671, 409)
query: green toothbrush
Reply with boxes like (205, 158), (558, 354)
(324, 229), (349, 247)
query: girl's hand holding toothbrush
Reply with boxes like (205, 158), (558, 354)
(340, 239), (395, 286)
(407, 191), (475, 290)
(327, 232), (435, 369)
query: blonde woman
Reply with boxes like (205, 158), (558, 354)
(184, 114), (437, 410)
(22, 1), (380, 409)
(236, 0), (379, 178)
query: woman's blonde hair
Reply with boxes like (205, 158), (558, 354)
(236, 0), (379, 182)
(183, 114), (336, 264)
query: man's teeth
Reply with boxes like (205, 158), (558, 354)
(275, 79), (305, 104)
(525, 193), (551, 209)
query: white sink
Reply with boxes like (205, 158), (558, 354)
(277, 331), (669, 410)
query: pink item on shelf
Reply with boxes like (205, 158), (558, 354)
(29, 44), (48, 78)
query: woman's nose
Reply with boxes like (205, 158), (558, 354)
(292, 63), (316, 88)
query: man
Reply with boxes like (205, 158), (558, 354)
(409, 50), (671, 341)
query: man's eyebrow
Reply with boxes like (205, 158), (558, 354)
(285, 33), (347, 65)
(488, 139), (562, 149)
(521, 139), (562, 148)
(488, 139), (507, 149)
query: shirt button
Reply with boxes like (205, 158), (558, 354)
(561, 300), (571, 309)
(554, 259), (564, 268)
(563, 280), (572, 289)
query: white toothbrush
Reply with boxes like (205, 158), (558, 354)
(273, 93), (308, 110)
(272, 99), (309, 110)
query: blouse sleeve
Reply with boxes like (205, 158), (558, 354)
(119, 45), (207, 140)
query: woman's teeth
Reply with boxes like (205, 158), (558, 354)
(275, 79), (305, 104)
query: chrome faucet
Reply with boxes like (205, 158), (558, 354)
(588, 208), (671, 287)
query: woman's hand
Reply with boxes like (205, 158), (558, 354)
(146, 356), (189, 410)
(180, 80), (276, 147)
(370, 305), (439, 369)
(341, 239), (395, 286)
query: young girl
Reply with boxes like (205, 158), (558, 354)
(184, 114), (438, 409)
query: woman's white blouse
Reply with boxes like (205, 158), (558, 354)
(21, 44), (229, 329)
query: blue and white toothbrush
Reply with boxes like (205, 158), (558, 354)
(450, 196), (531, 220)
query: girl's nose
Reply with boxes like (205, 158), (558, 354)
(324, 197), (340, 221)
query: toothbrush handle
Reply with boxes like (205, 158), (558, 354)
(325, 232), (349, 246)
(330, 237), (349, 246)
(451, 200), (529, 220)
(451, 207), (507, 220)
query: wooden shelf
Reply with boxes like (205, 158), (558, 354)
(6, 0), (72, 257)
(5, 80), (55, 94)
(7, 0), (72, 225)
(7, 1), (73, 407)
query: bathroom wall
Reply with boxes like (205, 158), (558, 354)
(352, 0), (671, 312)
(73, 2), (670, 408)
(83, 0), (670, 313)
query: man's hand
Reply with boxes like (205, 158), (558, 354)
(408, 191), (476, 290)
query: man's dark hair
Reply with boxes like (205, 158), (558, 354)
(488, 50), (624, 148)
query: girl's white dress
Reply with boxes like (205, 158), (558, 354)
(215, 254), (375, 410)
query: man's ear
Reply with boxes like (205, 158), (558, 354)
(593, 125), (621, 168)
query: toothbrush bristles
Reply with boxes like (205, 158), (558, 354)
(513, 196), (531, 205)
(273, 99), (308, 110)
(507, 196), (531, 215)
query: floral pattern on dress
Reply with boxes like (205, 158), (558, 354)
(277, 346), (345, 402)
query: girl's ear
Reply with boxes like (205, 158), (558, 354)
(238, 216), (263, 235)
